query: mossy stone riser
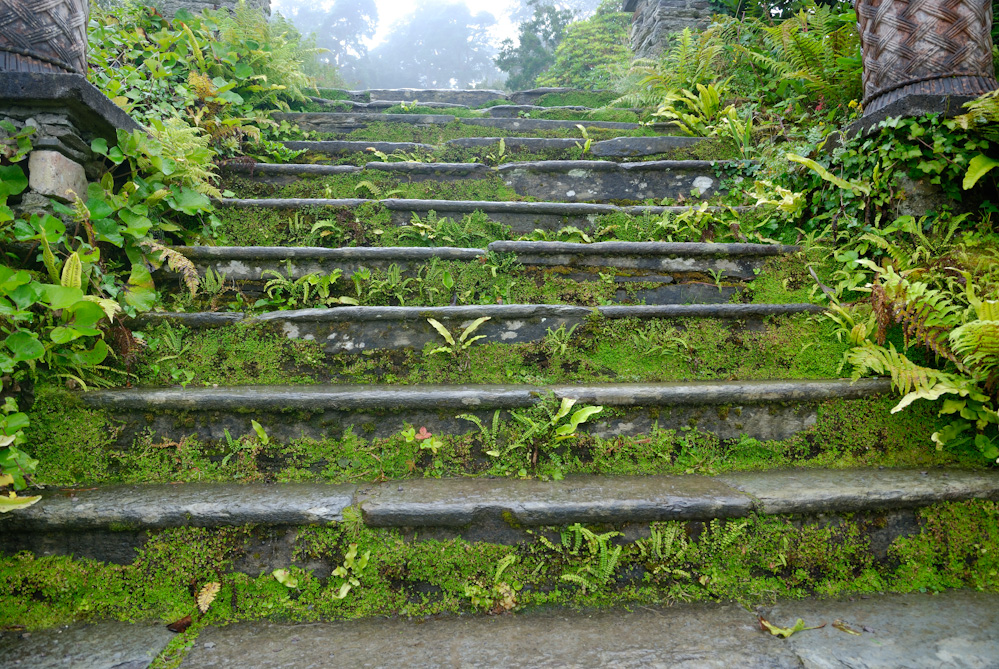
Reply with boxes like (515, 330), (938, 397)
(286, 136), (705, 161)
(275, 112), (675, 135)
(137, 304), (823, 354)
(80, 379), (891, 447)
(168, 242), (794, 293)
(219, 198), (748, 235)
(4, 470), (998, 564)
(220, 159), (731, 203)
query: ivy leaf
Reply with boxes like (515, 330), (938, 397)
(963, 154), (999, 190)
(124, 264), (157, 311)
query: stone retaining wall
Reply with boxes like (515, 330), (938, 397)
(625, 0), (713, 57)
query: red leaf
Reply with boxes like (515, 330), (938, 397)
(167, 615), (192, 633)
(415, 427), (432, 441)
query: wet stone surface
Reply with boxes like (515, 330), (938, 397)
(176, 591), (999, 668)
(0, 622), (173, 669)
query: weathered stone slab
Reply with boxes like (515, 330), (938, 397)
(218, 196), (750, 234)
(1, 483), (354, 531)
(177, 592), (999, 669)
(275, 112), (454, 133)
(0, 622), (173, 669)
(363, 161), (492, 181)
(0, 72), (142, 142)
(284, 140), (436, 155)
(591, 135), (703, 157)
(357, 475), (753, 527)
(366, 89), (507, 105)
(220, 163), (360, 186)
(27, 150), (86, 202)
(497, 160), (727, 202)
(461, 117), (648, 131)
(491, 241), (799, 280)
(485, 104), (592, 117)
(78, 379), (891, 445)
(169, 245), (484, 283)
(720, 468), (999, 514)
(132, 303), (823, 353)
(446, 136), (584, 152)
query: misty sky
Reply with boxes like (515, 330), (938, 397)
(367, 0), (520, 46)
(273, 0), (523, 48)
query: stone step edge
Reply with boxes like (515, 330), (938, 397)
(221, 158), (734, 178)
(217, 197), (752, 217)
(284, 135), (701, 158)
(174, 241), (796, 260)
(80, 379), (891, 412)
(4, 468), (996, 532)
(135, 303), (824, 329)
(274, 112), (664, 132)
(324, 87), (612, 103)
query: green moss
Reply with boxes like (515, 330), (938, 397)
(3, 499), (997, 640)
(319, 120), (660, 144)
(534, 91), (621, 107)
(24, 389), (118, 485)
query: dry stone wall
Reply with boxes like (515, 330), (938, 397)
(624, 0), (713, 57)
(147, 0), (270, 17)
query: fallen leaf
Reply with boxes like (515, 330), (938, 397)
(197, 582), (221, 613)
(167, 615), (192, 633)
(833, 619), (862, 636)
(758, 615), (826, 638)
(272, 568), (299, 589)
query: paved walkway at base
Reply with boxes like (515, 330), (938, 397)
(3, 591), (998, 668)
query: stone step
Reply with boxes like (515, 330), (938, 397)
(77, 379), (891, 447)
(172, 593), (999, 668)
(173, 241), (795, 288)
(3, 468), (995, 564)
(318, 87), (614, 107)
(275, 112), (672, 135)
(219, 197), (750, 235)
(286, 135), (705, 160)
(308, 97), (470, 111)
(222, 159), (731, 203)
(307, 99), (639, 121)
(138, 303), (823, 354)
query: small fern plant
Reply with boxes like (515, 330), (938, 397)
(830, 265), (999, 461)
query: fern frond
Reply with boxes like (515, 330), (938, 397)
(141, 241), (200, 297)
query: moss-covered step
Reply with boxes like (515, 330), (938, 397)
(79, 378), (891, 446)
(218, 197), (746, 235)
(138, 304), (823, 354)
(275, 112), (670, 135)
(174, 241), (791, 282)
(307, 98), (471, 112)
(365, 88), (507, 105)
(221, 159), (732, 203)
(4, 470), (997, 565)
(508, 87), (616, 106)
(286, 136), (706, 162)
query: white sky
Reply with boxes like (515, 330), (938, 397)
(367, 0), (521, 47)
(273, 0), (523, 48)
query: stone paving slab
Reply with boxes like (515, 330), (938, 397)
(174, 591), (999, 668)
(0, 622), (173, 669)
(357, 475), (753, 527)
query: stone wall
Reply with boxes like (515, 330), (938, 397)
(624, 0), (713, 58)
(147, 0), (270, 18)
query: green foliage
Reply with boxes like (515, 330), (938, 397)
(88, 3), (317, 160)
(535, 0), (633, 90)
(495, 0), (575, 91)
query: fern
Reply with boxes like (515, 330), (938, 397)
(140, 241), (199, 297)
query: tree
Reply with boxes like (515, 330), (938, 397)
(495, 1), (574, 91)
(280, 0), (378, 84)
(358, 1), (501, 88)
(536, 0), (632, 89)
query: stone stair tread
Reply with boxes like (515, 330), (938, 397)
(80, 378), (891, 411)
(276, 112), (670, 133)
(6, 468), (995, 531)
(168, 591), (999, 668)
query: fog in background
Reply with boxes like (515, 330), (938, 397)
(274, 0), (605, 88)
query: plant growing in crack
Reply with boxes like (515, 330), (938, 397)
(539, 523), (623, 593)
(464, 553), (521, 613)
(504, 395), (603, 468)
(458, 409), (502, 456)
(427, 317), (491, 359)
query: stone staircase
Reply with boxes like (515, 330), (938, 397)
(3, 88), (998, 667)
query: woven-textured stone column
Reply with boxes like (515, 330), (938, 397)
(855, 0), (998, 116)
